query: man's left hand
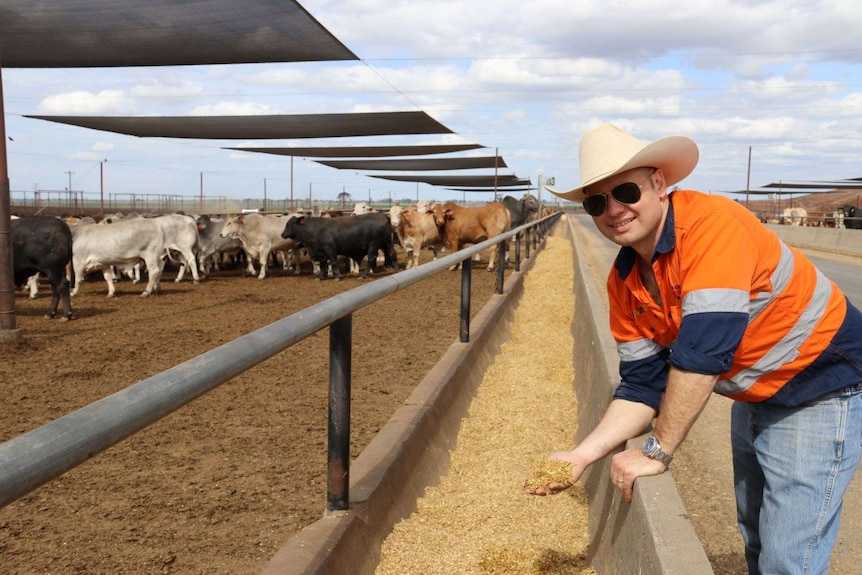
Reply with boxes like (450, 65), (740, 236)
(610, 447), (668, 503)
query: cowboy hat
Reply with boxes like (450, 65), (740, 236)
(546, 124), (699, 201)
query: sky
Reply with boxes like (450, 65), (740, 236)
(4, 0), (862, 209)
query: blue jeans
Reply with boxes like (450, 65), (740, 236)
(731, 384), (862, 575)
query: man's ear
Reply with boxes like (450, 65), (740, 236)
(653, 168), (669, 198)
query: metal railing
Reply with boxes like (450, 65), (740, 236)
(0, 213), (560, 513)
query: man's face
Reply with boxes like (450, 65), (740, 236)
(584, 167), (667, 254)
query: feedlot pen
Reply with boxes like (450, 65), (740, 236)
(1, 219), (575, 574)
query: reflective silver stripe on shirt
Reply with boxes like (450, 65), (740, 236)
(681, 241), (796, 320)
(715, 265), (833, 396)
(618, 338), (665, 362)
(747, 241), (796, 322)
(682, 287), (749, 316)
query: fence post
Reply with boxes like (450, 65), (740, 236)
(495, 239), (505, 294)
(515, 233), (522, 273)
(327, 314), (352, 513)
(459, 258), (472, 342)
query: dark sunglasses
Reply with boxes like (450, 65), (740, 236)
(583, 169), (656, 217)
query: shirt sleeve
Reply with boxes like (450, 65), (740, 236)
(669, 311), (748, 374)
(613, 349), (669, 411)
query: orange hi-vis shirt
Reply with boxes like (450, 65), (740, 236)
(608, 190), (862, 408)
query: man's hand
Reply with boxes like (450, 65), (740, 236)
(523, 450), (588, 496)
(610, 447), (667, 502)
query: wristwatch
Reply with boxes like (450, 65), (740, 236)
(641, 435), (674, 467)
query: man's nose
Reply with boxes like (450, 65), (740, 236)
(605, 193), (627, 215)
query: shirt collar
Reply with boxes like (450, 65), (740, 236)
(614, 197), (676, 280)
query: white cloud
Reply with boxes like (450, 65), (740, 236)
(188, 102), (280, 116)
(38, 90), (134, 115)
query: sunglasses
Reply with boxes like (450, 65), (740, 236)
(582, 169), (656, 217)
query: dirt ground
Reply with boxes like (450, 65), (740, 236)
(0, 250), (508, 575)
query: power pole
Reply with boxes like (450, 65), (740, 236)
(746, 146), (752, 210)
(65, 170), (74, 209)
(0, 54), (18, 335)
(100, 160), (106, 213)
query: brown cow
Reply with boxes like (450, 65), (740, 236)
(431, 201), (511, 271)
(388, 205), (444, 269)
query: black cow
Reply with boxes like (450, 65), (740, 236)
(11, 216), (75, 320)
(840, 205), (862, 229)
(281, 212), (399, 280)
(501, 193), (540, 229)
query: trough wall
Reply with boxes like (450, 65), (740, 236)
(564, 215), (714, 574)
(262, 238), (539, 575)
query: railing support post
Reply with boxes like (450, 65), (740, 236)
(459, 258), (472, 342)
(327, 314), (352, 513)
(495, 240), (505, 294)
(515, 233), (522, 273)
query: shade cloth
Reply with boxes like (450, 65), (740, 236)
(0, 0), (356, 68)
(370, 174), (532, 187)
(760, 182), (862, 190)
(315, 157), (507, 171)
(25, 112), (453, 139)
(449, 187), (535, 193)
(226, 144), (485, 158)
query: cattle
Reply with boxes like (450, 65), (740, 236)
(11, 216), (74, 320)
(97, 212), (145, 283)
(501, 193), (540, 229)
(351, 202), (377, 215)
(840, 205), (862, 230)
(281, 212), (399, 280)
(782, 206), (807, 226)
(24, 273), (40, 298)
(414, 199), (433, 213)
(388, 205), (443, 269)
(195, 215), (243, 274)
(70, 217), (166, 297)
(151, 214), (201, 283)
(219, 213), (302, 279)
(431, 201), (511, 271)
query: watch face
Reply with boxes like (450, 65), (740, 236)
(643, 436), (658, 454)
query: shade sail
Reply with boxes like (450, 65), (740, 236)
(728, 190), (820, 195)
(760, 182), (862, 190)
(0, 0), (357, 68)
(225, 144), (485, 158)
(450, 187), (535, 193)
(371, 174), (532, 187)
(728, 188), (862, 195)
(25, 112), (453, 139)
(315, 156), (507, 171)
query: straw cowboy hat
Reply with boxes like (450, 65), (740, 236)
(546, 124), (699, 201)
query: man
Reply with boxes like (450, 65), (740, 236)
(527, 123), (862, 575)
